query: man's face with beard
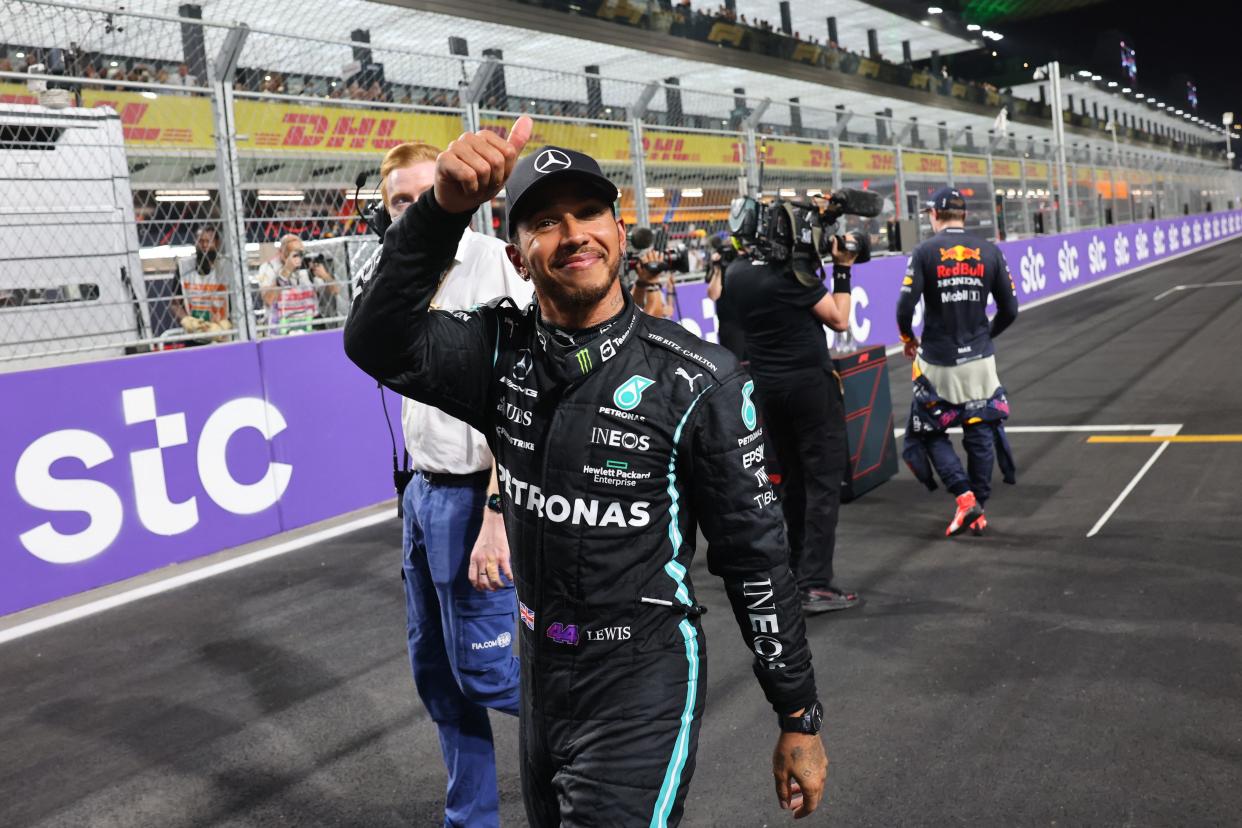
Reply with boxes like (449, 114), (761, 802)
(195, 229), (220, 273)
(506, 179), (625, 318)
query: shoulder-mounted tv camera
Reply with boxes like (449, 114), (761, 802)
(727, 188), (882, 284)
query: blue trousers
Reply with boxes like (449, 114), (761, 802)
(402, 475), (521, 828)
(924, 423), (997, 504)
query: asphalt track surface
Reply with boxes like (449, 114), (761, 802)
(3, 238), (1241, 827)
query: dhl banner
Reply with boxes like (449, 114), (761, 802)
(992, 159), (1022, 179)
(0, 83), (1202, 197)
(953, 155), (989, 179)
(1, 82), (215, 149)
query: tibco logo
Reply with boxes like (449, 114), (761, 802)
(14, 387), (292, 564)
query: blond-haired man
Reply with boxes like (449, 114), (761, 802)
(360, 141), (533, 827)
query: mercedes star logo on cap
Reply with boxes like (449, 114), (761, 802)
(533, 148), (572, 174)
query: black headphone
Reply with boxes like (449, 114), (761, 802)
(354, 171), (392, 238)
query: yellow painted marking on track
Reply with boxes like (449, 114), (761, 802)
(1087, 435), (1242, 444)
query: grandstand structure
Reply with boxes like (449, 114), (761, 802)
(1, 0), (1239, 366)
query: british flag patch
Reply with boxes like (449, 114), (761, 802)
(519, 601), (535, 631)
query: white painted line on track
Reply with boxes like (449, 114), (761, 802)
(1086, 424), (1183, 538)
(893, 423), (1179, 439)
(1153, 279), (1242, 301)
(0, 507), (398, 647)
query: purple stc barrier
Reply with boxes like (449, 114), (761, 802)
(3, 210), (1240, 618)
(1, 331), (399, 618)
(672, 210), (1242, 348)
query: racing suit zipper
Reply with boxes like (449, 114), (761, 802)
(530, 384), (564, 711)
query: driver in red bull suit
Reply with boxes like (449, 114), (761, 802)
(344, 116), (829, 826)
(896, 187), (1019, 536)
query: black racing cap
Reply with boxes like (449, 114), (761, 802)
(922, 186), (967, 212)
(504, 145), (619, 231)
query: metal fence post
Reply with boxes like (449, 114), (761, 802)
(1019, 159), (1032, 236)
(986, 151), (1000, 242)
(209, 25), (253, 341)
(462, 103), (494, 236)
(830, 137), (843, 192)
(628, 83), (659, 230)
(893, 144), (907, 220)
(629, 119), (650, 229)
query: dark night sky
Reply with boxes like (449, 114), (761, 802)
(984, 1), (1237, 127)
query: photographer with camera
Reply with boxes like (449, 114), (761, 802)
(721, 191), (880, 614)
(256, 234), (340, 335)
(626, 226), (690, 319)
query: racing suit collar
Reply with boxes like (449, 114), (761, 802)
(534, 288), (639, 385)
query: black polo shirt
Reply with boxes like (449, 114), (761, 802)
(721, 257), (831, 388)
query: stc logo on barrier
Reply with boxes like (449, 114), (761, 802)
(1057, 241), (1080, 283)
(13, 387), (292, 564)
(1088, 236), (1108, 274)
(1019, 245), (1047, 294)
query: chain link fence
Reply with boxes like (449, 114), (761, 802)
(3, 0), (1239, 369)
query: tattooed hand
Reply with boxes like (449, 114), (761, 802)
(772, 731), (828, 818)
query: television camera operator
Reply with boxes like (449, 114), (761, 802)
(720, 189), (882, 614)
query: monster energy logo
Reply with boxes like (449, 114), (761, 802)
(575, 348), (593, 374)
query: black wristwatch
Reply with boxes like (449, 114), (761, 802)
(779, 700), (823, 735)
(486, 493), (503, 514)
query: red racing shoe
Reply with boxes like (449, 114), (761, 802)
(946, 491), (983, 537)
(969, 514), (988, 536)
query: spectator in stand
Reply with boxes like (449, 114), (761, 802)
(0, 57), (12, 73)
(170, 227), (234, 343)
(257, 234), (339, 335)
(170, 62), (195, 87)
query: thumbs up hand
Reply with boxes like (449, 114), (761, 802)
(434, 115), (533, 215)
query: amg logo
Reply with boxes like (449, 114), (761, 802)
(590, 427), (650, 451)
(500, 376), (538, 398)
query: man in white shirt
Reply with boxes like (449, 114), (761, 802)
(365, 141), (532, 828)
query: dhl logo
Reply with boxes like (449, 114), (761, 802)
(278, 113), (406, 150)
(939, 245), (981, 262)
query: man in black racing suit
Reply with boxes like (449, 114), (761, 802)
(344, 116), (829, 826)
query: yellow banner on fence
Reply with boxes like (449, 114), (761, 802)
(237, 99), (460, 154)
(1, 82), (215, 149)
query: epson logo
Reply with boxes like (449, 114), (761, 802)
(13, 387), (291, 564)
(590, 427), (650, 452)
